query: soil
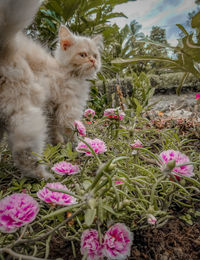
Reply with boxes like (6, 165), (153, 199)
(50, 218), (200, 260)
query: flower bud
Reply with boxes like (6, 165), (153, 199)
(163, 159), (176, 175)
(123, 199), (131, 206)
(88, 198), (97, 209)
(147, 214), (157, 225)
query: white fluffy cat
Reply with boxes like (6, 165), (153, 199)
(0, 0), (102, 179)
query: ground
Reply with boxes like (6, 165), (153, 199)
(49, 218), (200, 259)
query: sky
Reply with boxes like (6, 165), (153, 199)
(111, 0), (198, 46)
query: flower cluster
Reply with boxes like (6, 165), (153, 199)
(81, 223), (133, 260)
(104, 108), (125, 121)
(0, 193), (39, 233)
(51, 161), (79, 175)
(37, 182), (77, 206)
(160, 150), (194, 178)
(74, 120), (86, 136)
(76, 137), (107, 156)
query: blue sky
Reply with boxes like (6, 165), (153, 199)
(111, 0), (198, 45)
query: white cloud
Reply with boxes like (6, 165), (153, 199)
(175, 0), (196, 13)
(111, 0), (197, 45)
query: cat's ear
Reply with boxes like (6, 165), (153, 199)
(59, 25), (75, 51)
(93, 35), (104, 50)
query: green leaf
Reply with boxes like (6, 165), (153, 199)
(84, 208), (96, 226)
(176, 24), (189, 36)
(102, 205), (118, 216)
(176, 72), (189, 95)
(191, 11), (200, 29)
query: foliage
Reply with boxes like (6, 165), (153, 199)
(28, 0), (132, 49)
(112, 11), (200, 95)
(125, 72), (155, 113)
(0, 110), (200, 259)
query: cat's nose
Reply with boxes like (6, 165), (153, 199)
(89, 58), (95, 64)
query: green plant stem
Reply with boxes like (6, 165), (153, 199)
(0, 248), (49, 260)
(47, 187), (82, 200)
(86, 159), (113, 192)
(94, 171), (116, 194)
(11, 205), (87, 247)
(44, 234), (52, 259)
(41, 203), (85, 221)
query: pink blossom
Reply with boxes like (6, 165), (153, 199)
(160, 150), (194, 178)
(84, 108), (95, 119)
(147, 214), (157, 225)
(0, 193), (39, 233)
(130, 139), (143, 149)
(195, 93), (200, 99)
(74, 120), (86, 136)
(76, 137), (107, 156)
(81, 229), (104, 260)
(51, 161), (79, 175)
(37, 182), (77, 206)
(103, 223), (133, 260)
(104, 108), (125, 121)
(115, 181), (124, 185)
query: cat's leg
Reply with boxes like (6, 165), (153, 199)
(0, 125), (5, 143)
(53, 104), (79, 145)
(48, 117), (65, 146)
(48, 104), (77, 146)
(8, 106), (53, 179)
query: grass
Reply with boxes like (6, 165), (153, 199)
(0, 113), (200, 259)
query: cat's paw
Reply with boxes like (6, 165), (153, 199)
(39, 169), (55, 180)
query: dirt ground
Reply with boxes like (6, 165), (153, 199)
(49, 218), (200, 260)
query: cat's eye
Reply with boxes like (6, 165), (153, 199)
(79, 52), (87, 58)
(93, 54), (97, 59)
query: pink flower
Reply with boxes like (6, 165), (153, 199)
(84, 108), (95, 119)
(0, 193), (39, 233)
(76, 137), (107, 156)
(115, 181), (124, 185)
(160, 150), (194, 178)
(104, 108), (125, 121)
(74, 120), (86, 136)
(147, 214), (157, 225)
(130, 139), (143, 149)
(51, 161), (79, 175)
(103, 223), (133, 260)
(37, 182), (77, 206)
(81, 229), (104, 260)
(195, 93), (200, 99)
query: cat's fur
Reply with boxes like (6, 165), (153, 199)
(0, 0), (102, 179)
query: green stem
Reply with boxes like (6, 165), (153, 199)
(86, 159), (113, 192)
(47, 187), (82, 200)
(41, 203), (85, 221)
(12, 205), (87, 247)
(0, 248), (48, 260)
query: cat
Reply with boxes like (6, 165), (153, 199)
(0, 0), (102, 179)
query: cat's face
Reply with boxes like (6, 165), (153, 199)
(56, 26), (103, 79)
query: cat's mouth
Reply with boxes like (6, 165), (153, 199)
(88, 64), (97, 70)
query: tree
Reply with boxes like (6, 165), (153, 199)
(150, 26), (167, 44)
(28, 0), (134, 50)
